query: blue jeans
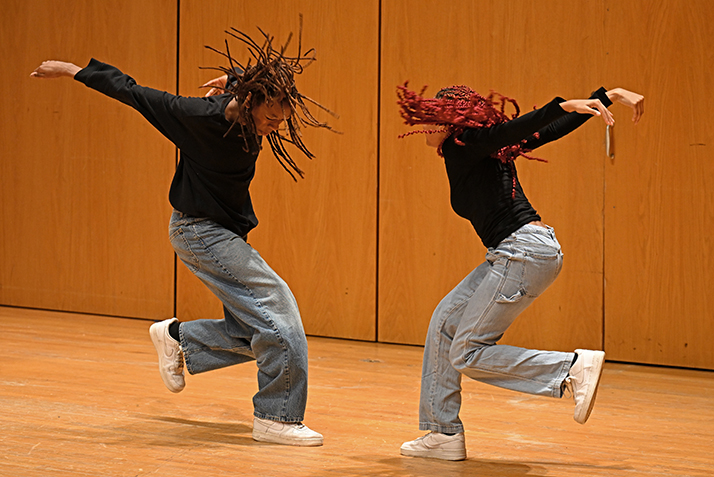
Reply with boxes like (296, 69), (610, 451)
(419, 224), (574, 433)
(169, 211), (308, 423)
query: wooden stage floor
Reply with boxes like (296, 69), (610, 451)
(1, 306), (712, 476)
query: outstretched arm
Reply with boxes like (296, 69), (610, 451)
(522, 87), (644, 151)
(30, 58), (219, 151)
(30, 60), (82, 79)
(31, 58), (186, 146)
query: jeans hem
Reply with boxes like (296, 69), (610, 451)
(419, 422), (464, 434)
(254, 411), (304, 424)
(554, 352), (576, 398)
(177, 322), (195, 376)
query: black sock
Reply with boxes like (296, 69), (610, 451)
(168, 321), (180, 342)
(561, 353), (579, 397)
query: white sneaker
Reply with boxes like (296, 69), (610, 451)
(400, 432), (466, 461)
(563, 349), (605, 424)
(149, 318), (185, 393)
(252, 417), (323, 446)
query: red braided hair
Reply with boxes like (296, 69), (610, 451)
(396, 82), (545, 197)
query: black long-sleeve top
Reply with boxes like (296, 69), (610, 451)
(75, 59), (261, 237)
(442, 87), (612, 248)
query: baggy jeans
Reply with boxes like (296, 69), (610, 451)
(169, 210), (308, 423)
(419, 224), (575, 433)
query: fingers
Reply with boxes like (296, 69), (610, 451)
(632, 97), (644, 124)
(615, 90), (645, 124)
(592, 100), (615, 126)
(623, 96), (643, 124)
(30, 66), (49, 78)
(200, 76), (229, 97)
(199, 82), (214, 97)
(200, 80), (219, 89)
(202, 86), (224, 97)
(30, 61), (51, 78)
(601, 107), (615, 126)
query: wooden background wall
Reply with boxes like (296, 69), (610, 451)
(2, 0), (712, 370)
(601, 0), (714, 369)
(1, 0), (177, 319)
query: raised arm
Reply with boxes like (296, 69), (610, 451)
(520, 87), (613, 150)
(522, 87), (644, 151)
(457, 97), (571, 156)
(31, 58), (214, 150)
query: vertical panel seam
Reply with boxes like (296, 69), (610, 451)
(173, 0), (181, 319)
(602, 125), (606, 353)
(375, 0), (382, 342)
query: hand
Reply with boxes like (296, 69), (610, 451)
(423, 126), (449, 148)
(559, 98), (615, 126)
(201, 75), (228, 97)
(30, 60), (81, 79)
(607, 88), (644, 124)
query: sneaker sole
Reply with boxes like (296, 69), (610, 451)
(575, 351), (605, 424)
(252, 430), (323, 447)
(149, 322), (185, 393)
(400, 447), (466, 461)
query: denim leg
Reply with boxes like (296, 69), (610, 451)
(419, 261), (490, 433)
(450, 225), (573, 397)
(421, 225), (575, 432)
(178, 306), (256, 369)
(169, 211), (308, 423)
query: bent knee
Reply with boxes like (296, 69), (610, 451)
(448, 344), (478, 370)
(449, 338), (495, 370)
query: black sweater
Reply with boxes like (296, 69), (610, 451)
(75, 59), (261, 237)
(442, 87), (612, 248)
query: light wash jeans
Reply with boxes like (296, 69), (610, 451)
(419, 224), (574, 433)
(169, 210), (308, 423)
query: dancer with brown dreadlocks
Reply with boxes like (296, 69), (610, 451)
(396, 83), (643, 460)
(30, 24), (335, 446)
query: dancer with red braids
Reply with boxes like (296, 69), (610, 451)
(397, 83), (644, 460)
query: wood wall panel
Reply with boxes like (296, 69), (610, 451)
(4, 0), (711, 371)
(0, 0), (177, 318)
(176, 1), (379, 340)
(603, 1), (714, 368)
(379, 0), (606, 348)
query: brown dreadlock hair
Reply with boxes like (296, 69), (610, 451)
(396, 82), (545, 197)
(203, 16), (338, 180)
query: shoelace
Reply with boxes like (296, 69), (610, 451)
(562, 377), (574, 399)
(173, 350), (185, 374)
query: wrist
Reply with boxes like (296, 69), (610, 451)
(559, 100), (575, 113)
(66, 64), (82, 77)
(606, 88), (622, 102)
